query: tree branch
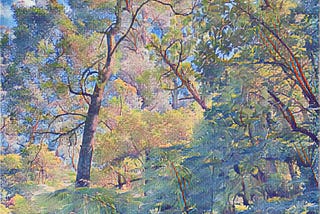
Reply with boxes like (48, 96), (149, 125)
(237, 3), (319, 109)
(47, 112), (86, 129)
(109, 0), (196, 59)
(150, 39), (208, 110)
(109, 0), (152, 60)
(170, 162), (190, 213)
(35, 121), (85, 142)
(268, 90), (319, 146)
(67, 76), (92, 97)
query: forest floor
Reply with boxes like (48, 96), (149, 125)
(30, 182), (72, 201)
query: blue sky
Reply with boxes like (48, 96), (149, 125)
(1, 0), (41, 26)
(1, 0), (15, 26)
(0, 0), (69, 27)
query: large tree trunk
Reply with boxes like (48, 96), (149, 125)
(73, 0), (156, 188)
(75, 25), (115, 187)
(75, 84), (105, 187)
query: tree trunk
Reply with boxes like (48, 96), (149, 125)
(265, 159), (278, 198)
(171, 79), (179, 109)
(75, 84), (105, 187)
(75, 26), (115, 187)
(143, 149), (150, 196)
(75, 67), (112, 187)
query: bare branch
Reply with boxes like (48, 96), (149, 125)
(109, 0), (196, 60)
(109, 0), (152, 59)
(68, 133), (78, 171)
(53, 112), (86, 120)
(178, 96), (194, 101)
(35, 121), (85, 142)
(67, 76), (91, 97)
(155, 39), (208, 110)
(98, 24), (115, 49)
(80, 70), (98, 104)
(99, 120), (113, 132)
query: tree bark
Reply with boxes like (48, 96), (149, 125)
(75, 84), (106, 187)
(171, 79), (179, 109)
(75, 33), (113, 187)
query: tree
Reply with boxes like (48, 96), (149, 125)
(231, 0), (319, 189)
(4, 0), (198, 188)
(233, 0), (319, 144)
(192, 0), (318, 187)
(172, 0), (319, 212)
(75, 0), (196, 188)
(2, 0), (318, 212)
(146, 5), (209, 110)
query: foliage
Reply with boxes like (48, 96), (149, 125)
(140, 146), (195, 213)
(0, 154), (22, 171)
(35, 187), (117, 214)
(0, 204), (10, 214)
(1, 0), (318, 213)
(19, 144), (71, 186)
(9, 194), (37, 214)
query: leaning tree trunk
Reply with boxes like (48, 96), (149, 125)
(74, 0), (122, 188)
(74, 0), (126, 188)
(75, 84), (105, 187)
(75, 33), (114, 187)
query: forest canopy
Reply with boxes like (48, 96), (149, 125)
(0, 0), (319, 213)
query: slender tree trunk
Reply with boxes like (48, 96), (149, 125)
(143, 149), (150, 196)
(240, 175), (249, 206)
(171, 79), (179, 109)
(265, 158), (279, 198)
